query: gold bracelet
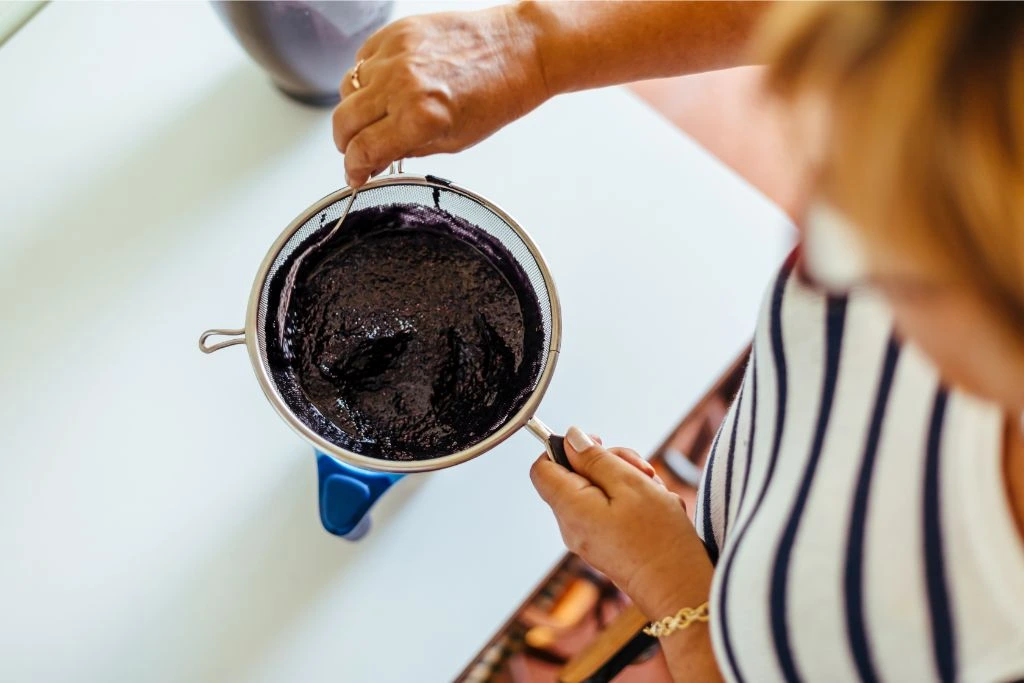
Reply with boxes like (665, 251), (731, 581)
(642, 602), (710, 638)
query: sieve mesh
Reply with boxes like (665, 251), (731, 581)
(253, 178), (557, 465)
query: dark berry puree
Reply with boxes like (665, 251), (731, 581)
(265, 203), (545, 461)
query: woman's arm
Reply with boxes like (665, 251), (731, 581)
(526, 1), (765, 97)
(530, 427), (724, 681)
(333, 2), (764, 185)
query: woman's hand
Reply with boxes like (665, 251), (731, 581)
(530, 426), (714, 619)
(332, 5), (549, 187)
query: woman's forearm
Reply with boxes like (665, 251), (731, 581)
(658, 623), (725, 682)
(632, 561), (724, 682)
(518, 1), (765, 98)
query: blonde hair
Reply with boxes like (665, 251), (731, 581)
(759, 2), (1024, 327)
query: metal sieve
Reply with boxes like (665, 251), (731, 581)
(199, 165), (568, 473)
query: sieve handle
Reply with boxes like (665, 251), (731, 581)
(547, 435), (571, 471)
(527, 416), (573, 472)
(198, 328), (246, 354)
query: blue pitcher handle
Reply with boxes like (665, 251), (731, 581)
(315, 450), (403, 540)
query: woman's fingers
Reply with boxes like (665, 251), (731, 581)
(607, 447), (655, 478)
(339, 41), (384, 98)
(530, 454), (606, 511)
(343, 117), (405, 187)
(332, 89), (387, 154)
(608, 447), (664, 485)
(343, 96), (452, 186)
(564, 426), (650, 495)
(531, 431), (660, 506)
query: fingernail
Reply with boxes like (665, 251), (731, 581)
(566, 426), (594, 452)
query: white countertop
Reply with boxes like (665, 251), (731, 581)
(0, 3), (792, 682)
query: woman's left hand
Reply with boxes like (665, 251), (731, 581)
(530, 426), (714, 618)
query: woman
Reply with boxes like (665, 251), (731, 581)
(333, 3), (1024, 680)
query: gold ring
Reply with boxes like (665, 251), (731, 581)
(351, 59), (364, 90)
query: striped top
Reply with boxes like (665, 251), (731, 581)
(696, 254), (1024, 682)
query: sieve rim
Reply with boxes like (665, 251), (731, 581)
(243, 174), (562, 474)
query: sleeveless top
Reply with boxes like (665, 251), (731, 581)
(695, 254), (1024, 682)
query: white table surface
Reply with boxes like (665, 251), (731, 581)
(0, 3), (793, 682)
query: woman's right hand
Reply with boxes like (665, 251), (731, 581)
(332, 5), (550, 187)
(531, 428), (713, 620)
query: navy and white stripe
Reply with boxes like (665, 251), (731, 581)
(700, 426), (725, 564)
(768, 295), (847, 683)
(923, 391), (956, 682)
(721, 376), (746, 541)
(694, 255), (1024, 682)
(843, 337), (900, 683)
(736, 355), (758, 520)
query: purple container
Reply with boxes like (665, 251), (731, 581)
(212, 1), (394, 106)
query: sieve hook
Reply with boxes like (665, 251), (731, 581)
(199, 328), (246, 354)
(370, 160), (404, 181)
